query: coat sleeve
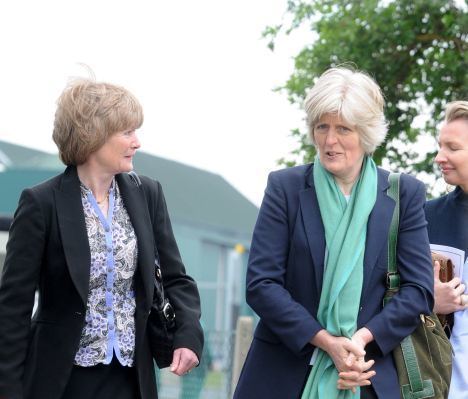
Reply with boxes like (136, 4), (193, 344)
(365, 175), (434, 356)
(246, 171), (323, 356)
(0, 188), (46, 399)
(147, 179), (204, 360)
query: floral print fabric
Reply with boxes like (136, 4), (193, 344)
(74, 181), (138, 367)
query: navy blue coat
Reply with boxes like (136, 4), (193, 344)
(425, 187), (468, 257)
(234, 164), (434, 399)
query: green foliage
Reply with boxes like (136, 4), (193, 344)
(265, 0), (467, 177)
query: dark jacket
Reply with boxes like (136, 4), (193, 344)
(425, 186), (468, 257)
(234, 164), (434, 399)
(0, 166), (203, 399)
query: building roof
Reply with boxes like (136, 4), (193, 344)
(0, 140), (62, 170)
(0, 140), (258, 236)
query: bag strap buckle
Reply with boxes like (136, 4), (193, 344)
(386, 271), (400, 289)
(162, 301), (176, 323)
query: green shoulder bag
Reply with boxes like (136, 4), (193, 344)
(384, 173), (452, 399)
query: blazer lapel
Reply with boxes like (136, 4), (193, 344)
(299, 166), (326, 294)
(361, 169), (395, 296)
(116, 173), (154, 311)
(55, 166), (91, 306)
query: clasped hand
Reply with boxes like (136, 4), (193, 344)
(336, 342), (375, 393)
(313, 328), (376, 392)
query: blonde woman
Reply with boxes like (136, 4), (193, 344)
(426, 100), (468, 398)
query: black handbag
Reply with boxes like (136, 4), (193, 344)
(128, 171), (176, 369)
(147, 256), (176, 369)
(384, 173), (452, 399)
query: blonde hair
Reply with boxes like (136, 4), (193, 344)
(445, 101), (468, 123)
(304, 67), (387, 154)
(53, 79), (143, 165)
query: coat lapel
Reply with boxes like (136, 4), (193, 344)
(361, 169), (395, 296)
(55, 166), (91, 306)
(116, 173), (154, 311)
(299, 166), (326, 294)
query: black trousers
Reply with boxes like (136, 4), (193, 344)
(361, 385), (378, 398)
(61, 357), (141, 399)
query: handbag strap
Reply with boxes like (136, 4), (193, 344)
(386, 172), (401, 292)
(127, 171), (175, 324)
(385, 172), (432, 397)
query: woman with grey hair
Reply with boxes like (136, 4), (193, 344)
(0, 79), (203, 399)
(234, 67), (434, 398)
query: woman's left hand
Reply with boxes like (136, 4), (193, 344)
(170, 348), (199, 376)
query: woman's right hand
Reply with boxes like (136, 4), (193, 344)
(434, 261), (468, 314)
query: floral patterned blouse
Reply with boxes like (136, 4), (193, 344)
(74, 180), (138, 367)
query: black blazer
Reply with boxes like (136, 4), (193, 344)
(0, 166), (203, 399)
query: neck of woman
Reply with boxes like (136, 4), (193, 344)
(460, 183), (468, 194)
(335, 176), (358, 196)
(76, 163), (114, 202)
(333, 157), (365, 196)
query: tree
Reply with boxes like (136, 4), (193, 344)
(264, 0), (467, 178)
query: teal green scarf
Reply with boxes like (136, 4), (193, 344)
(301, 155), (377, 399)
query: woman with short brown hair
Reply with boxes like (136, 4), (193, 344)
(0, 78), (203, 399)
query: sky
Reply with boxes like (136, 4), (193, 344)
(0, 0), (313, 206)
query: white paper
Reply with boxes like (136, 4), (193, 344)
(430, 244), (465, 281)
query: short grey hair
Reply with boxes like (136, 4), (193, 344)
(445, 100), (468, 123)
(304, 67), (387, 154)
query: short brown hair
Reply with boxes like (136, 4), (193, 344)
(53, 79), (143, 165)
(445, 101), (468, 124)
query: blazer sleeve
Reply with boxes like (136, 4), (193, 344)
(365, 175), (434, 356)
(246, 171), (323, 356)
(0, 188), (46, 398)
(146, 179), (204, 360)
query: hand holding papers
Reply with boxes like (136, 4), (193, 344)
(431, 245), (468, 399)
(431, 244), (467, 315)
